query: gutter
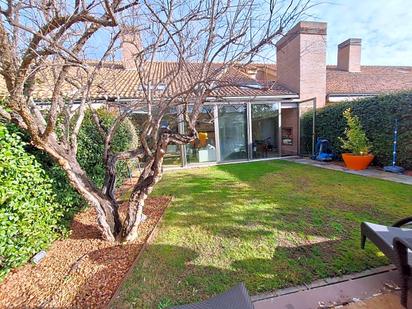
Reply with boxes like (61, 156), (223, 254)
(327, 93), (377, 102)
(34, 94), (299, 106)
(205, 94), (299, 101)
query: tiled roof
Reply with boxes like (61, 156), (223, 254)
(246, 63), (412, 95)
(326, 65), (412, 95)
(0, 62), (295, 101)
(2, 61), (412, 101)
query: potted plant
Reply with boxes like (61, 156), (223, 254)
(339, 108), (374, 170)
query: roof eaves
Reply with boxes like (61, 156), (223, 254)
(206, 94), (299, 101)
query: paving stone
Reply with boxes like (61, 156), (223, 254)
(285, 158), (412, 185)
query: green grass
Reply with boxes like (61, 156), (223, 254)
(111, 160), (412, 308)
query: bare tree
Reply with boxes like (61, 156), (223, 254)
(0, 0), (311, 242)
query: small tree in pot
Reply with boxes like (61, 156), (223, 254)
(339, 108), (374, 170)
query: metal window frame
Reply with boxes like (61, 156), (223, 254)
(215, 102), (249, 163)
(214, 104), (221, 162)
(246, 102), (253, 160)
(177, 98), (314, 167)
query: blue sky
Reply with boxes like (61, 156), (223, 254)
(309, 0), (412, 66)
(86, 0), (412, 66)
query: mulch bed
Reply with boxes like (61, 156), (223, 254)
(0, 193), (171, 308)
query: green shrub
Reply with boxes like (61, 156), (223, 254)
(339, 108), (372, 155)
(0, 108), (138, 280)
(31, 148), (85, 227)
(4, 122), (85, 227)
(76, 108), (139, 188)
(0, 124), (64, 279)
(302, 92), (412, 169)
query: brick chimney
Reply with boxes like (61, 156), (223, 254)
(121, 26), (142, 70)
(276, 21), (327, 108)
(337, 38), (361, 72)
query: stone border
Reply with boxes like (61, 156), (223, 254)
(251, 265), (397, 303)
(107, 198), (172, 308)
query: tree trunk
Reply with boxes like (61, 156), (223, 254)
(102, 154), (122, 236)
(102, 154), (117, 202)
(42, 142), (122, 241)
(122, 137), (168, 242)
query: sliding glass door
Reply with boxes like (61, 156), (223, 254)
(218, 104), (248, 161)
(251, 103), (280, 158)
(161, 107), (182, 166)
(186, 105), (217, 164)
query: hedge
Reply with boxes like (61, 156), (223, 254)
(0, 124), (65, 279)
(302, 92), (412, 169)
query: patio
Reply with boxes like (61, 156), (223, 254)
(253, 265), (403, 308)
(286, 158), (412, 185)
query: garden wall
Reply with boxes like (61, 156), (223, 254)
(301, 92), (412, 169)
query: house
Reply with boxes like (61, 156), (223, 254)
(1, 21), (411, 167)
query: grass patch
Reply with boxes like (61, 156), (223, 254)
(111, 160), (412, 308)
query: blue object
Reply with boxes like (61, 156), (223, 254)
(384, 119), (405, 174)
(312, 138), (334, 161)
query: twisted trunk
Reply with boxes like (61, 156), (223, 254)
(122, 135), (169, 242)
(41, 141), (122, 241)
(102, 154), (122, 236)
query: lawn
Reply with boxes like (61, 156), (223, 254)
(111, 160), (412, 308)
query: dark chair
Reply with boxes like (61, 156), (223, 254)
(393, 237), (412, 307)
(171, 283), (254, 309)
(361, 217), (412, 307)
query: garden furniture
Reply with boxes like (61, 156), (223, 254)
(393, 236), (412, 307)
(171, 283), (254, 309)
(361, 217), (412, 307)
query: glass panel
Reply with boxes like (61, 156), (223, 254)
(218, 104), (248, 161)
(130, 108), (182, 166)
(161, 108), (182, 166)
(251, 103), (279, 158)
(186, 106), (217, 164)
(299, 100), (316, 156)
(281, 106), (299, 156)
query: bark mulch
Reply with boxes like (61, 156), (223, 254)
(0, 194), (171, 308)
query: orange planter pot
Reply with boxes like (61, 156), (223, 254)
(342, 153), (374, 170)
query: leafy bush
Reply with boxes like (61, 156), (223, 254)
(0, 124), (64, 279)
(4, 122), (85, 228)
(31, 148), (85, 227)
(339, 108), (372, 155)
(301, 92), (412, 169)
(0, 108), (138, 280)
(76, 108), (139, 188)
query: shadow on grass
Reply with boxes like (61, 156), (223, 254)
(109, 239), (353, 308)
(156, 161), (398, 243)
